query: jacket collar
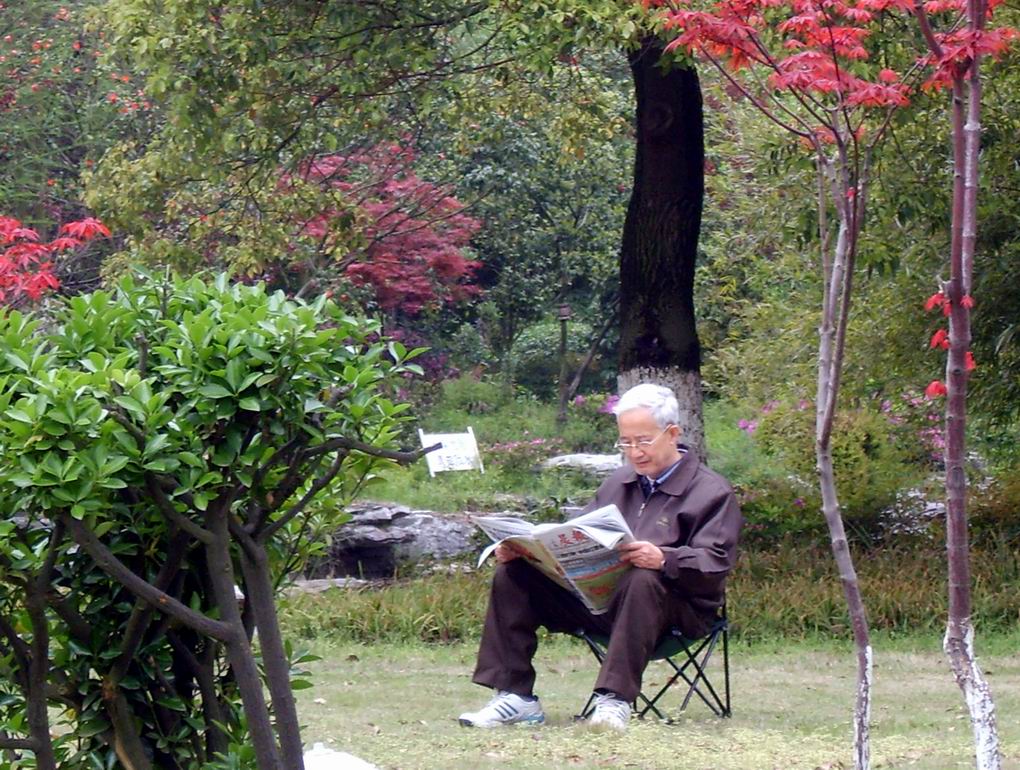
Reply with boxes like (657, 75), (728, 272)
(620, 445), (700, 497)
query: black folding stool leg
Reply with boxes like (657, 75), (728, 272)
(638, 622), (731, 719)
(573, 608), (732, 721)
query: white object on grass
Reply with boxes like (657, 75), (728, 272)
(303, 742), (379, 770)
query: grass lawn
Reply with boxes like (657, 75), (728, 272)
(293, 636), (1020, 770)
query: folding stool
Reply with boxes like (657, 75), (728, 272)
(573, 605), (731, 721)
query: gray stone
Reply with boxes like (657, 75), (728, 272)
(540, 453), (623, 476)
(285, 578), (370, 595)
(392, 512), (476, 562)
(314, 502), (479, 578)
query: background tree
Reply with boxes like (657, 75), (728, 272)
(616, 38), (706, 453)
(441, 67), (632, 386)
(0, 0), (148, 293)
(658, 0), (927, 763)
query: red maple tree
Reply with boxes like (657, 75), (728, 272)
(0, 215), (110, 305)
(293, 143), (481, 315)
(646, 0), (1013, 765)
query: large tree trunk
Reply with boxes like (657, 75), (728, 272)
(617, 38), (705, 457)
(240, 543), (306, 770)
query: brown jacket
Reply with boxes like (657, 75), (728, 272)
(580, 450), (743, 622)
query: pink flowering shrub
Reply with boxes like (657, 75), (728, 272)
(485, 436), (567, 477)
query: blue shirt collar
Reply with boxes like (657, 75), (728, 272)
(639, 453), (685, 498)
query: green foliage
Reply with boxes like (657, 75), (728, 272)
(282, 571), (490, 644)
(508, 319), (614, 399)
(0, 273), (420, 765)
(366, 460), (599, 515)
(432, 375), (514, 417)
(731, 541), (1020, 641)
(749, 400), (922, 540)
(967, 465), (1020, 548)
(0, 1), (144, 226)
(559, 394), (618, 453)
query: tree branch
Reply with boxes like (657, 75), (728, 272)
(62, 515), (234, 643)
(260, 451), (347, 541)
(145, 474), (215, 544)
(303, 435), (439, 462)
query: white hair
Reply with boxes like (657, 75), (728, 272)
(612, 383), (680, 429)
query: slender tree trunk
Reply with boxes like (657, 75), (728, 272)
(20, 522), (70, 770)
(815, 200), (873, 770)
(24, 583), (58, 770)
(203, 509), (283, 770)
(103, 694), (154, 770)
(240, 544), (306, 770)
(566, 302), (618, 402)
(167, 632), (230, 762)
(942, 65), (1001, 770)
(618, 38), (705, 456)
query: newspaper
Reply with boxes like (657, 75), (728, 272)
(472, 504), (634, 614)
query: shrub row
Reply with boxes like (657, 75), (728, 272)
(279, 541), (1020, 645)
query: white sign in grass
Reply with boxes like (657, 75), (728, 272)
(418, 426), (484, 477)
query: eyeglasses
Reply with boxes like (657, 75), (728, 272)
(615, 427), (672, 452)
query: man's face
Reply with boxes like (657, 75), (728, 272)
(616, 407), (681, 479)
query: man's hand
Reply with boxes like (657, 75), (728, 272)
(618, 541), (666, 570)
(495, 543), (523, 563)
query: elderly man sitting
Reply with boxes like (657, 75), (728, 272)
(458, 383), (743, 731)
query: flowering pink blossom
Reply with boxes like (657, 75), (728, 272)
(598, 395), (620, 414)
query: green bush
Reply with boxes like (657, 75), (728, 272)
(507, 319), (596, 399)
(560, 393), (618, 453)
(485, 436), (568, 478)
(703, 400), (822, 542)
(963, 463), (1020, 548)
(746, 399), (922, 541)
(431, 374), (512, 417)
(0, 274), (419, 768)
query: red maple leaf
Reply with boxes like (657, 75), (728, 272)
(929, 328), (950, 349)
(59, 217), (111, 240)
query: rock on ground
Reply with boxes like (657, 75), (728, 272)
(540, 453), (623, 476)
(310, 502), (478, 579)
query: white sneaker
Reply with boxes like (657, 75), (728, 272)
(458, 690), (545, 728)
(588, 692), (630, 731)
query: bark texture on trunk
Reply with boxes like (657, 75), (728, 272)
(618, 39), (705, 457)
(204, 509), (282, 770)
(618, 366), (704, 455)
(941, 55), (1001, 769)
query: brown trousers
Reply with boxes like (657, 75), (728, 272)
(471, 560), (709, 702)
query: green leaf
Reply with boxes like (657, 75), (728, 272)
(5, 408), (33, 424)
(4, 352), (30, 372)
(198, 384), (233, 399)
(113, 395), (145, 419)
(144, 434), (171, 456)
